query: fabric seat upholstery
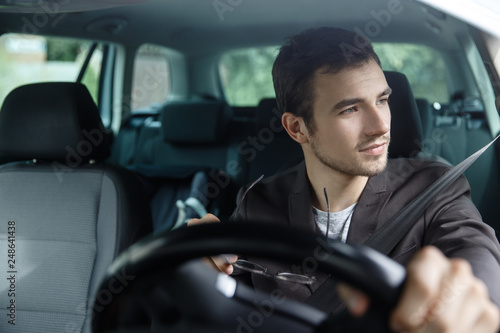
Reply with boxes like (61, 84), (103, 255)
(242, 98), (303, 185)
(0, 82), (152, 333)
(384, 71), (424, 158)
(130, 100), (237, 227)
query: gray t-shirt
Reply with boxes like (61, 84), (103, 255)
(313, 203), (357, 242)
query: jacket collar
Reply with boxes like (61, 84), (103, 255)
(347, 165), (392, 245)
(289, 161), (317, 232)
(288, 160), (393, 244)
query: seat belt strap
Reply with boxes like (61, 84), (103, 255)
(364, 133), (499, 254)
(305, 133), (500, 312)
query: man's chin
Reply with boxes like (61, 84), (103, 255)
(338, 161), (387, 177)
(360, 156), (388, 176)
(312, 149), (388, 177)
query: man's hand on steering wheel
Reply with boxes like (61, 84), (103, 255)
(188, 214), (238, 275)
(339, 246), (500, 333)
(191, 214), (500, 333)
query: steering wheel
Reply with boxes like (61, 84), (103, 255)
(92, 222), (406, 332)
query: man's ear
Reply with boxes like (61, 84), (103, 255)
(282, 112), (309, 144)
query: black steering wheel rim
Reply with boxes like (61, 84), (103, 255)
(92, 221), (406, 332)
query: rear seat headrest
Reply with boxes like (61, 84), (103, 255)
(384, 71), (424, 158)
(0, 82), (111, 163)
(161, 100), (231, 144)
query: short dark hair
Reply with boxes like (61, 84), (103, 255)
(272, 27), (381, 130)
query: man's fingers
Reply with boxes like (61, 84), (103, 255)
(424, 261), (499, 333)
(211, 254), (238, 275)
(200, 255), (237, 275)
(425, 259), (477, 332)
(200, 255), (235, 274)
(187, 213), (221, 226)
(337, 283), (370, 317)
(390, 246), (446, 331)
(210, 256), (233, 275)
(187, 214), (235, 274)
(202, 254), (239, 275)
(390, 246), (500, 333)
(475, 299), (500, 333)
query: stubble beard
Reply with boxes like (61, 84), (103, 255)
(310, 136), (389, 177)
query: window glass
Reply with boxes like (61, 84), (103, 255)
(80, 45), (102, 106)
(0, 33), (101, 107)
(219, 46), (278, 106)
(373, 43), (449, 104)
(219, 43), (449, 106)
(131, 44), (171, 112)
(482, 32), (500, 93)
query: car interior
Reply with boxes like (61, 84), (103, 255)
(0, 81), (153, 332)
(0, 0), (499, 332)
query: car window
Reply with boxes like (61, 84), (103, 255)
(483, 32), (500, 87)
(0, 33), (102, 107)
(219, 43), (449, 106)
(131, 44), (171, 113)
(219, 46), (278, 106)
(373, 43), (449, 104)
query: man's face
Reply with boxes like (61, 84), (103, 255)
(306, 59), (391, 177)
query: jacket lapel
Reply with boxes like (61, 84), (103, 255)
(287, 161), (394, 244)
(288, 162), (317, 232)
(347, 167), (392, 245)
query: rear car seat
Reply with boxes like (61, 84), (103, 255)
(131, 100), (238, 229)
(107, 112), (156, 166)
(134, 100), (231, 170)
(0, 82), (153, 333)
(431, 96), (500, 232)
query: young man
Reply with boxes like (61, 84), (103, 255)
(191, 27), (500, 332)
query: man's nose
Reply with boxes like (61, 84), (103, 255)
(364, 105), (391, 137)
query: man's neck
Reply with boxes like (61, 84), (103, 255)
(306, 160), (369, 212)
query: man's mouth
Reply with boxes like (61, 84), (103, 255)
(359, 142), (388, 156)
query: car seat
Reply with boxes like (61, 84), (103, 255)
(0, 82), (153, 333)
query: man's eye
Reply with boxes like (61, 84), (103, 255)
(377, 98), (389, 105)
(340, 107), (356, 114)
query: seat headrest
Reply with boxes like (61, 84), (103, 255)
(161, 100), (230, 144)
(385, 71), (423, 158)
(415, 98), (433, 139)
(0, 82), (110, 163)
(256, 98), (285, 132)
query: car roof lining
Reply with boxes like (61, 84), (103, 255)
(0, 0), (471, 56)
(0, 0), (148, 13)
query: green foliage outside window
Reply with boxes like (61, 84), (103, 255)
(219, 43), (449, 106)
(0, 34), (100, 108)
(46, 37), (101, 105)
(374, 43), (448, 104)
(219, 46), (278, 106)
(46, 38), (84, 61)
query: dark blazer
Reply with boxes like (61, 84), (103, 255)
(232, 158), (500, 307)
